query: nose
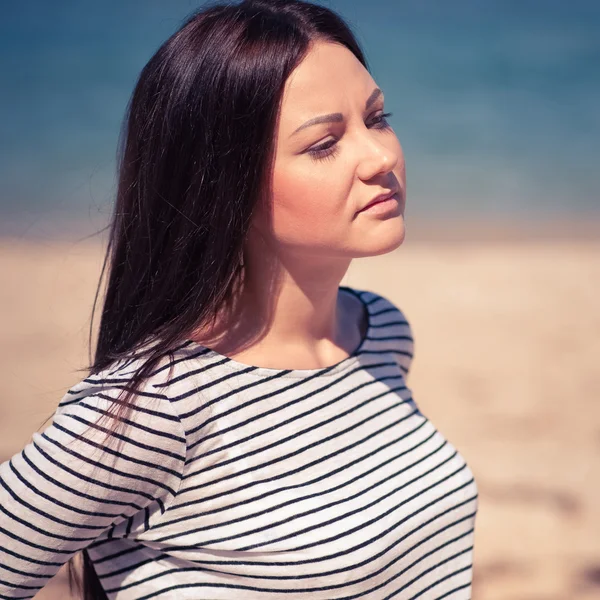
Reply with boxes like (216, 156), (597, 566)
(356, 133), (400, 182)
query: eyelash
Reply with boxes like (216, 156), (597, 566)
(307, 112), (393, 162)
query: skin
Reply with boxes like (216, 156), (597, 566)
(198, 40), (406, 369)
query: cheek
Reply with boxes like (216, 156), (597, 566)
(385, 133), (405, 184)
(268, 162), (348, 247)
(397, 142), (406, 186)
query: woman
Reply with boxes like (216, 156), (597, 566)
(0, 0), (478, 598)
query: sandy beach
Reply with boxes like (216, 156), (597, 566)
(1, 229), (598, 600)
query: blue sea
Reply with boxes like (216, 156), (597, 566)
(1, 0), (599, 238)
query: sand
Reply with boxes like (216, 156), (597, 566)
(1, 231), (598, 600)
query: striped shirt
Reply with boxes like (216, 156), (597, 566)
(0, 286), (478, 599)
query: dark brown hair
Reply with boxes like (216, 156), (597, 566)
(71, 0), (368, 597)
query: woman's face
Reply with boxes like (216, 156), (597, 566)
(252, 40), (406, 260)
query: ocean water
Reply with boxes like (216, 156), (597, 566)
(1, 0), (599, 237)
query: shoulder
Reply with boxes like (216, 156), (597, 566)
(341, 285), (412, 331)
(55, 352), (188, 452)
(57, 339), (222, 426)
(20, 353), (189, 510)
(59, 352), (172, 411)
(342, 285), (415, 376)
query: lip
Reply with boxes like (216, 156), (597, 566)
(358, 189), (400, 213)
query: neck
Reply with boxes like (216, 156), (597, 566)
(192, 235), (363, 369)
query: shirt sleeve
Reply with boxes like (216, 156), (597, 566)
(393, 304), (415, 379)
(374, 292), (415, 379)
(0, 380), (186, 599)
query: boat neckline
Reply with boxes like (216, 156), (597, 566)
(183, 286), (372, 379)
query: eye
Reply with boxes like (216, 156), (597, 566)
(307, 112), (394, 162)
(307, 142), (340, 162)
(371, 111), (393, 129)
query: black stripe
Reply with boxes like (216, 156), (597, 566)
(91, 541), (139, 564)
(63, 380), (170, 406)
(335, 524), (476, 598)
(0, 502), (95, 544)
(370, 307), (400, 317)
(369, 320), (409, 328)
(433, 582), (472, 599)
(0, 475), (106, 531)
(26, 443), (147, 510)
(149, 346), (213, 377)
(108, 355), (139, 375)
(360, 529), (474, 598)
(51, 421), (182, 479)
(399, 558), (472, 599)
(179, 368), (293, 422)
(370, 335), (412, 342)
(8, 459), (123, 521)
(0, 523), (77, 555)
(124, 515), (134, 538)
(63, 413), (185, 463)
(100, 552), (171, 581)
(364, 295), (382, 306)
(41, 432), (178, 497)
(52, 401), (184, 444)
(163, 362), (265, 400)
(154, 356), (250, 388)
(184, 360), (399, 447)
(0, 578), (41, 590)
(0, 543), (63, 568)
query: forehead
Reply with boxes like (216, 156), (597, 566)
(278, 41), (376, 127)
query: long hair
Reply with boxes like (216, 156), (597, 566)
(70, 0), (368, 597)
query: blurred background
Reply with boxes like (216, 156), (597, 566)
(2, 0), (600, 236)
(0, 0), (598, 598)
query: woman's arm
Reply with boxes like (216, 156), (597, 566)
(0, 384), (186, 599)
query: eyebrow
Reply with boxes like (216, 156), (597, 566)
(291, 88), (383, 136)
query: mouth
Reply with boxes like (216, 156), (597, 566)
(358, 188), (400, 213)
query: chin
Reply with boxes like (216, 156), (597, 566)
(356, 216), (406, 257)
